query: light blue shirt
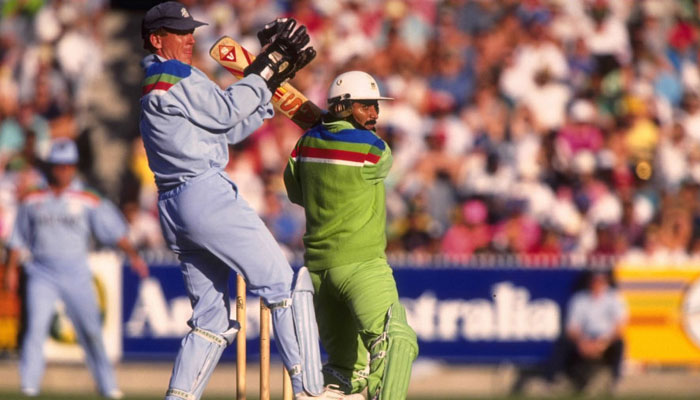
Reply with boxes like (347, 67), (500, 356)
(139, 54), (274, 192)
(566, 288), (627, 339)
(8, 188), (128, 277)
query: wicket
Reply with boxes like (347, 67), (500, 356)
(236, 275), (293, 400)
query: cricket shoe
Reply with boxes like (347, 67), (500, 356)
(21, 387), (39, 397)
(104, 389), (124, 399)
(296, 384), (359, 399)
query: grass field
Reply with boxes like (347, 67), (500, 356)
(3, 360), (700, 400)
(1, 393), (700, 400)
(0, 393), (459, 400)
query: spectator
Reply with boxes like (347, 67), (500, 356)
(492, 199), (541, 254)
(656, 122), (690, 192)
(441, 199), (492, 258)
(529, 226), (563, 259)
(521, 67), (572, 132)
(580, 0), (632, 72)
(552, 270), (628, 393)
(555, 99), (604, 171)
(4, 0), (700, 266)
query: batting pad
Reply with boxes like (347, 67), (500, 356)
(165, 325), (238, 400)
(292, 267), (325, 395)
(371, 303), (418, 400)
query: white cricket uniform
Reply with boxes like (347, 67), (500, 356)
(139, 54), (309, 398)
(8, 187), (128, 395)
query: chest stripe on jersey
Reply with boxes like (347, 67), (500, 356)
(292, 146), (380, 166)
(65, 191), (100, 207)
(306, 129), (386, 151)
(142, 74), (185, 95)
(142, 60), (191, 96)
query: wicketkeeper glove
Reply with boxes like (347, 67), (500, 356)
(244, 18), (315, 91)
(257, 18), (288, 47)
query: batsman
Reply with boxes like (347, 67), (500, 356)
(284, 71), (419, 399)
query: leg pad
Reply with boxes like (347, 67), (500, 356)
(165, 324), (238, 400)
(369, 303), (418, 400)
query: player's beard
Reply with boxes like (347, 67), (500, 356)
(364, 119), (377, 131)
(349, 116), (377, 131)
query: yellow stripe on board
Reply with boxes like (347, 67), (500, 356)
(618, 265), (700, 364)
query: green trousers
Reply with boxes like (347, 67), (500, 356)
(309, 257), (413, 397)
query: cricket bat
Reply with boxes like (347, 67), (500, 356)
(209, 36), (323, 130)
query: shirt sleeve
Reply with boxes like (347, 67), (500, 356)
(361, 139), (393, 183)
(7, 203), (30, 250)
(284, 141), (303, 206)
(160, 68), (273, 133)
(226, 103), (274, 144)
(566, 293), (584, 331)
(89, 198), (128, 246)
(612, 292), (628, 323)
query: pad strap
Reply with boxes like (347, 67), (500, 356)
(166, 388), (195, 400)
(268, 298), (293, 310)
(192, 327), (228, 346)
(166, 325), (238, 400)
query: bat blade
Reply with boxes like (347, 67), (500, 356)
(209, 36), (323, 130)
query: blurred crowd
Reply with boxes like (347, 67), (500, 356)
(3, 0), (700, 266)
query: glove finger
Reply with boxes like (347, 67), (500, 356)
(257, 17), (288, 46)
(257, 30), (273, 46)
(269, 17), (288, 28)
(279, 18), (297, 39)
(290, 25), (310, 48)
(283, 49), (314, 85)
(296, 47), (316, 71)
(261, 18), (281, 33)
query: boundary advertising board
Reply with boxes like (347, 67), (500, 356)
(122, 264), (584, 363)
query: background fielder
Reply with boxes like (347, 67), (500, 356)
(4, 139), (149, 398)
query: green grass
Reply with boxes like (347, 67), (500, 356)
(1, 393), (699, 400)
(0, 392), (472, 400)
(0, 392), (453, 400)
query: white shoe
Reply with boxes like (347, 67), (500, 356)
(105, 389), (124, 399)
(21, 387), (39, 397)
(296, 384), (356, 399)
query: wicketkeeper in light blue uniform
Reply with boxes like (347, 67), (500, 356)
(139, 3), (342, 399)
(4, 139), (149, 399)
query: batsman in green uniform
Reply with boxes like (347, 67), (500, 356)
(284, 71), (418, 399)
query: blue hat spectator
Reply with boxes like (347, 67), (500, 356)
(46, 139), (78, 165)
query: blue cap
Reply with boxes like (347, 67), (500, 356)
(141, 1), (207, 38)
(47, 139), (78, 165)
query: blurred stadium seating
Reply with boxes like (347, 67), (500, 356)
(4, 0), (700, 397)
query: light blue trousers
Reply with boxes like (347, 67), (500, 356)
(158, 170), (305, 397)
(21, 271), (118, 395)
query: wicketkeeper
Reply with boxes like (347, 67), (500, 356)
(139, 2), (346, 399)
(284, 71), (419, 399)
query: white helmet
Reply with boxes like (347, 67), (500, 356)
(327, 71), (392, 117)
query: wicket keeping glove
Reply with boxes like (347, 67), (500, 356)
(257, 18), (288, 47)
(244, 18), (313, 91)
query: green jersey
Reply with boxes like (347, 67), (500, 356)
(284, 120), (393, 271)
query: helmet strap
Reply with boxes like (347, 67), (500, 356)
(329, 99), (352, 118)
(328, 93), (353, 118)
